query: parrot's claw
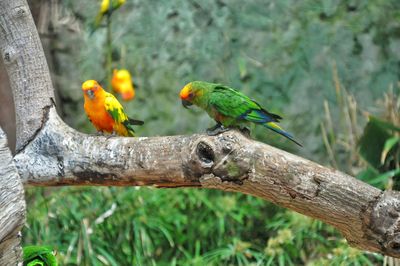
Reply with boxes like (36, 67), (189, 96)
(206, 124), (230, 136)
(207, 123), (222, 132)
(94, 131), (105, 136)
(106, 131), (118, 139)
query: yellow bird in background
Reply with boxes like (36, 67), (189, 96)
(93, 0), (126, 31)
(112, 69), (135, 101)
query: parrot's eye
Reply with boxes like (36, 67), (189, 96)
(86, 89), (95, 99)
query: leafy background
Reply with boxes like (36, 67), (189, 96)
(23, 0), (400, 265)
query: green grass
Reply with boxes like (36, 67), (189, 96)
(24, 187), (383, 265)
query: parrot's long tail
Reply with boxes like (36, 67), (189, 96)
(263, 122), (302, 147)
(125, 124), (136, 137)
(123, 118), (144, 137)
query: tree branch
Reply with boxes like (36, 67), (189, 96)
(2, 0), (400, 261)
(11, 107), (400, 257)
(0, 0), (55, 152)
(15, 108), (198, 187)
(0, 127), (26, 264)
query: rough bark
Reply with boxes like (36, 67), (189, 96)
(2, 0), (400, 262)
(0, 0), (55, 152)
(0, 127), (26, 265)
(12, 107), (400, 257)
(0, 57), (16, 152)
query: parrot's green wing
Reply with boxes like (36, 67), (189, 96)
(104, 93), (143, 136)
(209, 85), (282, 123)
(23, 245), (58, 266)
(104, 93), (128, 123)
(208, 85), (302, 146)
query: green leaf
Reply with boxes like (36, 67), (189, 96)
(358, 117), (392, 168)
(357, 167), (379, 182)
(23, 246), (52, 262)
(27, 259), (45, 266)
(369, 169), (400, 188)
(370, 116), (400, 132)
(23, 245), (58, 266)
(96, 246), (119, 266)
(381, 136), (400, 164)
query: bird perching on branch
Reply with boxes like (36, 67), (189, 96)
(82, 80), (143, 136)
(91, 0), (126, 33)
(180, 81), (302, 146)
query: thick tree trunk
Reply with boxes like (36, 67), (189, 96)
(0, 0), (55, 152)
(0, 127), (26, 265)
(1, 0), (400, 263)
(0, 58), (16, 152)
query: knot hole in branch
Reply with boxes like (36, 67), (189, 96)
(388, 238), (400, 253)
(182, 138), (216, 181)
(2, 47), (17, 64)
(196, 141), (215, 167)
(13, 6), (28, 18)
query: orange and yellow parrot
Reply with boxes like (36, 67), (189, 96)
(82, 80), (143, 136)
(111, 69), (135, 101)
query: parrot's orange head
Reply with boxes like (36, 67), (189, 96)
(82, 80), (103, 100)
(180, 82), (195, 109)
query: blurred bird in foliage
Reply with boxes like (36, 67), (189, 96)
(23, 245), (58, 266)
(92, 0), (126, 33)
(179, 81), (302, 146)
(82, 80), (143, 136)
(112, 69), (135, 101)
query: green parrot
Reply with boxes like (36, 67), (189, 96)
(179, 81), (302, 146)
(23, 245), (58, 266)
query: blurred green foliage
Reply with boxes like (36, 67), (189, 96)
(358, 111), (400, 189)
(24, 187), (383, 265)
(23, 245), (58, 266)
(24, 0), (400, 264)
